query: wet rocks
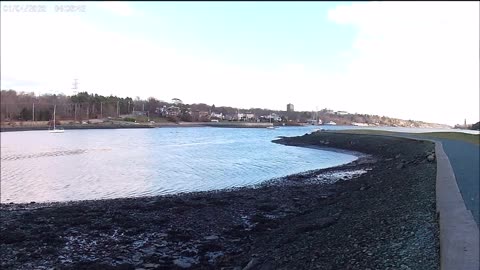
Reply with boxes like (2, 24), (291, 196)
(242, 258), (259, 270)
(204, 235), (219, 241)
(295, 217), (338, 233)
(173, 257), (196, 268)
(396, 162), (406, 169)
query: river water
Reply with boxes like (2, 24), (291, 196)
(1, 125), (476, 203)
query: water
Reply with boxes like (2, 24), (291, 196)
(0, 126), (350, 203)
(1, 125), (476, 203)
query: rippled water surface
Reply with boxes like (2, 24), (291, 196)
(1, 126), (360, 203)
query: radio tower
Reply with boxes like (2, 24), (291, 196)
(72, 79), (79, 94)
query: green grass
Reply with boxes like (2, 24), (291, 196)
(333, 129), (398, 136)
(332, 129), (480, 145)
(414, 132), (480, 145)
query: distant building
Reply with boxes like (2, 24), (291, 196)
(235, 112), (255, 121)
(335, 111), (348, 115)
(210, 112), (224, 120)
(264, 113), (282, 122)
(323, 109), (334, 114)
(287, 103), (294, 112)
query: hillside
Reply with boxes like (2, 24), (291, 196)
(1, 89), (450, 129)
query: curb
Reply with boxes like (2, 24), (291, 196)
(435, 142), (479, 270)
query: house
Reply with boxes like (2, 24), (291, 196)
(263, 113), (282, 122)
(210, 112), (223, 120)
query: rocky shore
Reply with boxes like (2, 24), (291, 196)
(0, 131), (439, 270)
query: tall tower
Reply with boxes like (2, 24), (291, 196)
(287, 103), (294, 112)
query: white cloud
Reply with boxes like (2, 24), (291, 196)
(1, 2), (478, 126)
(327, 2), (480, 125)
(96, 2), (135, 16)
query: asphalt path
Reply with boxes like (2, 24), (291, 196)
(392, 133), (479, 227)
(436, 138), (479, 226)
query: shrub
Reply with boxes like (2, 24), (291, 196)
(123, 117), (135, 122)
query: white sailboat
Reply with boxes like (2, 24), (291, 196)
(49, 105), (64, 133)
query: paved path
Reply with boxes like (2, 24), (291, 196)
(436, 139), (479, 226)
(434, 142), (479, 270)
(378, 132), (479, 270)
(395, 134), (479, 227)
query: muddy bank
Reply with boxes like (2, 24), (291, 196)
(0, 131), (439, 269)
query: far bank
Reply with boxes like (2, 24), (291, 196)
(0, 121), (280, 132)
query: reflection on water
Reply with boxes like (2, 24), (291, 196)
(1, 125), (472, 203)
(1, 127), (357, 203)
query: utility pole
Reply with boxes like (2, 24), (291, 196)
(100, 102), (103, 119)
(142, 103), (145, 112)
(117, 101), (120, 117)
(32, 103), (35, 122)
(128, 101), (130, 114)
(72, 79), (79, 123)
(86, 105), (89, 120)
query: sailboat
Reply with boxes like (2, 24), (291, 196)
(49, 105), (64, 133)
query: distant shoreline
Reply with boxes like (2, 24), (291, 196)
(0, 121), (279, 132)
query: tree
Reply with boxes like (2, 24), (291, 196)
(471, 122), (480, 130)
(19, 108), (32, 121)
(147, 97), (160, 115)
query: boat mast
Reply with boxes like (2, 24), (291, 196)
(53, 105), (56, 130)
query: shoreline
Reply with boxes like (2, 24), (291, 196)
(0, 132), (440, 269)
(0, 153), (373, 208)
(0, 121), (279, 132)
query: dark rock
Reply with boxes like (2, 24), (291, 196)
(204, 235), (219, 241)
(243, 258), (260, 270)
(173, 257), (195, 268)
(296, 217), (337, 233)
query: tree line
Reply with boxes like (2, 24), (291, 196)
(0, 89), (308, 123)
(1, 89), (447, 128)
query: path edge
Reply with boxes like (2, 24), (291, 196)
(435, 141), (479, 270)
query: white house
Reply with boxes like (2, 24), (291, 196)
(210, 112), (224, 119)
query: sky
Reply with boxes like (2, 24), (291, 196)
(1, 1), (479, 126)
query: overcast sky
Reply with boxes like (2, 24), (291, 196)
(1, 1), (479, 125)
